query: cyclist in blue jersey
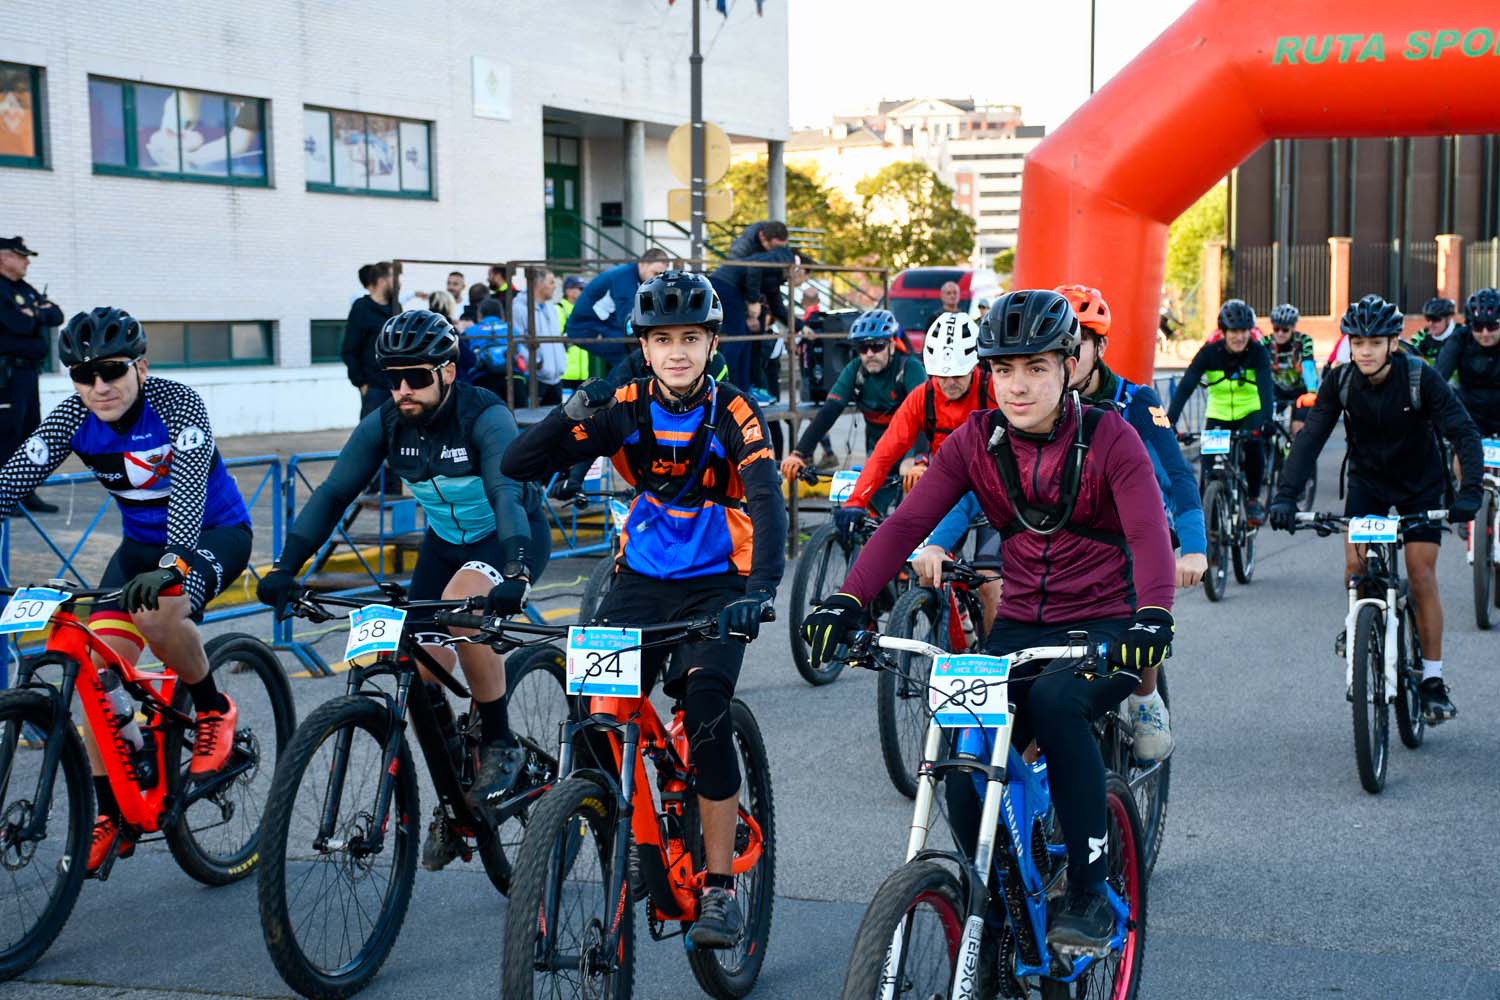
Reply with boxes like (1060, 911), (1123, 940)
(0, 308), (251, 869)
(257, 310), (551, 869)
(503, 270), (787, 951)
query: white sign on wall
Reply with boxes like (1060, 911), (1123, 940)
(472, 56), (512, 120)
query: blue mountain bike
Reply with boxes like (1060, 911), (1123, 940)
(839, 631), (1145, 1000)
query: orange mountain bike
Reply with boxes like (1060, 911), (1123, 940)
(0, 584), (295, 979)
(476, 611), (776, 999)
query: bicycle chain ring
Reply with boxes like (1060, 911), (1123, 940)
(0, 800), (37, 869)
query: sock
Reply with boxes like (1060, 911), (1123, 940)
(93, 776), (117, 817)
(1421, 658), (1442, 681)
(476, 695), (514, 747)
(185, 674), (229, 715)
(704, 872), (735, 893)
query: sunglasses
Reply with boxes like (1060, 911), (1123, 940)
(69, 359), (138, 385)
(1474, 321), (1499, 333)
(378, 364), (446, 391)
(856, 340), (889, 355)
(1272, 326), (1293, 334)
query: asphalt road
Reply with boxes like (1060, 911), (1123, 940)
(4, 446), (1500, 1000)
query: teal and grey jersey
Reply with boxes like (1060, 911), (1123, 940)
(276, 382), (548, 578)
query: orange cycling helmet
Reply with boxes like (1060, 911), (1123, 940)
(1054, 284), (1111, 337)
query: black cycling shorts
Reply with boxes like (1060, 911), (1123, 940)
(1344, 477), (1444, 545)
(96, 523), (253, 619)
(588, 570), (748, 700)
(407, 525), (551, 626)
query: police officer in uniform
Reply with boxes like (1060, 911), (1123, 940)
(0, 237), (62, 513)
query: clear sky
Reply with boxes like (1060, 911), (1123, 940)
(787, 0), (1194, 130)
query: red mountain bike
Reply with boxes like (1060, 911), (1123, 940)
(0, 584), (295, 979)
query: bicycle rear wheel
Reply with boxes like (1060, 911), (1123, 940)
(1232, 495), (1255, 585)
(877, 586), (943, 799)
(164, 634), (296, 886)
(0, 688), (91, 981)
(688, 699), (776, 999)
(500, 774), (633, 1000)
(789, 522), (856, 685)
(1351, 604), (1389, 794)
(1473, 490), (1493, 630)
(1394, 605), (1425, 750)
(839, 860), (966, 1000)
(1202, 481), (1229, 602)
(258, 695), (419, 998)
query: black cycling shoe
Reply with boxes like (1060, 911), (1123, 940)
(1047, 888), (1116, 958)
(1246, 499), (1266, 526)
(471, 742), (527, 808)
(688, 887), (744, 949)
(1418, 677), (1457, 725)
(421, 808), (460, 871)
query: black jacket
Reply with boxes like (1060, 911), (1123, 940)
(340, 294), (395, 388)
(1436, 329), (1500, 435)
(711, 248), (799, 328)
(0, 275), (62, 368)
(1277, 351), (1482, 503)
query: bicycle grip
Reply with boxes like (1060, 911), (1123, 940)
(433, 610), (490, 631)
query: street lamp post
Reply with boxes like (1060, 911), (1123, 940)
(690, 0), (706, 263)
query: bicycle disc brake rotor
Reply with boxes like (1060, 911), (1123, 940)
(0, 800), (38, 869)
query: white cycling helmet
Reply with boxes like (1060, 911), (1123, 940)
(923, 312), (981, 377)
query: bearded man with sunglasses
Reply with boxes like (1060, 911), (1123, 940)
(257, 310), (551, 869)
(0, 307), (252, 870)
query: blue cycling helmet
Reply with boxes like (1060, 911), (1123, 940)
(1217, 299), (1257, 332)
(848, 308), (901, 341)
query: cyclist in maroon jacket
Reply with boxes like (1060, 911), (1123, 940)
(803, 289), (1175, 955)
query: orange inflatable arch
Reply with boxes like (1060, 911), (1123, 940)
(1014, 0), (1500, 383)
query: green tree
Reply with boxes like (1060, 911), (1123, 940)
(852, 161), (977, 271)
(1165, 183), (1228, 325)
(720, 160), (860, 264)
(992, 247), (1015, 276)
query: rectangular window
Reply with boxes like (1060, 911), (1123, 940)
(310, 320), (344, 363)
(88, 77), (268, 186)
(305, 105), (432, 198)
(143, 320), (273, 367)
(0, 62), (45, 168)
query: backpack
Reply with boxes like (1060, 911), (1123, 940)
(988, 398), (1119, 544)
(852, 353), (911, 413)
(1333, 354), (1445, 502)
(922, 374), (994, 441)
(621, 379), (738, 510)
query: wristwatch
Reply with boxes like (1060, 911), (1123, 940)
(157, 553), (190, 578)
(500, 559), (530, 582)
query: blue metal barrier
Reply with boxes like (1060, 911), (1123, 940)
(2, 455), (283, 688)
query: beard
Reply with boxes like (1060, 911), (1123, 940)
(395, 398), (436, 424)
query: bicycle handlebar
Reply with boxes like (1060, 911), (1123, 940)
(1291, 510), (1449, 535)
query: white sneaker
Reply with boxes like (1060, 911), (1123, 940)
(1127, 692), (1173, 762)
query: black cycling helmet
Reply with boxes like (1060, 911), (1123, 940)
(1422, 296), (1457, 320)
(633, 270), (723, 334)
(976, 289), (1081, 359)
(1465, 288), (1500, 328)
(848, 308), (901, 342)
(1217, 298), (1257, 332)
(376, 309), (460, 366)
(58, 307), (147, 366)
(1269, 303), (1299, 329)
(1340, 293), (1404, 338)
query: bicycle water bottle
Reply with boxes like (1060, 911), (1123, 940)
(99, 669), (157, 788)
(955, 604), (978, 650)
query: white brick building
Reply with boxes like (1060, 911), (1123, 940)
(0, 1), (789, 435)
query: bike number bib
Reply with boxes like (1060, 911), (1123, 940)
(929, 654), (1011, 728)
(566, 627), (643, 697)
(1483, 438), (1500, 470)
(343, 606), (407, 662)
(1201, 429), (1231, 455)
(1348, 516), (1399, 544)
(0, 587), (71, 634)
(829, 470), (859, 504)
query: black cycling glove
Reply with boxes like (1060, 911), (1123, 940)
(1110, 606), (1175, 672)
(800, 593), (865, 668)
(563, 378), (616, 421)
(718, 589), (773, 642)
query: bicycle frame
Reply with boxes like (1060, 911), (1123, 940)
(551, 691), (767, 948)
(871, 635), (1127, 997)
(1344, 546), (1403, 700)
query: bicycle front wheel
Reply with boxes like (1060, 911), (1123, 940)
(258, 696), (419, 999)
(579, 554), (616, 625)
(501, 774), (633, 1000)
(1473, 490), (1493, 630)
(1351, 604), (1389, 794)
(788, 522), (856, 685)
(1202, 481), (1229, 602)
(878, 586), (943, 799)
(0, 688), (91, 981)
(165, 634), (297, 886)
(839, 860), (966, 1000)
(1132, 669), (1171, 878)
(688, 699), (776, 999)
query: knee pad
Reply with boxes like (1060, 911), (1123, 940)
(683, 671), (740, 801)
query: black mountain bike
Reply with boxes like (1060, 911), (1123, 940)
(1181, 428), (1259, 601)
(1264, 408), (1316, 513)
(256, 588), (568, 998)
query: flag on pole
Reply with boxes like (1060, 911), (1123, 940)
(669, 0), (766, 15)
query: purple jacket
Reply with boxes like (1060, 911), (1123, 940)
(841, 402), (1175, 624)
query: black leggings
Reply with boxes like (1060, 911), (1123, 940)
(1205, 415), (1265, 497)
(944, 617), (1137, 890)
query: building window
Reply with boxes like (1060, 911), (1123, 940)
(88, 78), (267, 184)
(304, 106), (431, 197)
(144, 321), (273, 367)
(0, 62), (45, 169)
(310, 319), (345, 363)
